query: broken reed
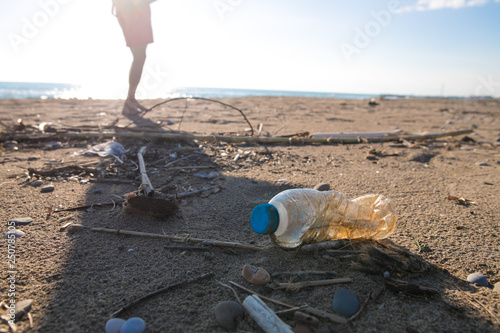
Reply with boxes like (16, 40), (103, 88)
(15, 129), (474, 145)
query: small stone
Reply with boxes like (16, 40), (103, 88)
(117, 244), (125, 251)
(30, 180), (43, 187)
(120, 317), (146, 333)
(493, 282), (500, 294)
(242, 264), (271, 285)
(277, 179), (289, 183)
(214, 301), (244, 330)
(467, 273), (489, 287)
(105, 318), (126, 333)
(5, 229), (25, 238)
(332, 289), (360, 317)
(476, 161), (488, 166)
(313, 183), (330, 191)
(14, 299), (32, 321)
(93, 188), (103, 194)
(41, 185), (55, 193)
(8, 217), (33, 226)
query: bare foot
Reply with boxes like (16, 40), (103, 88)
(122, 99), (149, 115)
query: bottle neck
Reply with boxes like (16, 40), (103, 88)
(270, 201), (288, 237)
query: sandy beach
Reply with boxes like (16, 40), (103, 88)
(1, 96), (499, 332)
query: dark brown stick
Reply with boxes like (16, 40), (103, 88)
(111, 272), (213, 317)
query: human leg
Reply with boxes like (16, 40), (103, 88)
(123, 44), (149, 115)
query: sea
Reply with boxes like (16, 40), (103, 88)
(0, 81), (384, 100)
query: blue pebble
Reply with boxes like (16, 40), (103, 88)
(467, 273), (489, 287)
(120, 317), (146, 333)
(332, 289), (360, 317)
(105, 318), (126, 333)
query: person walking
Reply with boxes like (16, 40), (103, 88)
(113, 0), (157, 115)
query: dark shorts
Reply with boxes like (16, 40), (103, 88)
(115, 1), (153, 47)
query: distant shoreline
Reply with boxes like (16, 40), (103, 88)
(0, 81), (495, 100)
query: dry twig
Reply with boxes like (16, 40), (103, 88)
(111, 272), (213, 317)
(228, 281), (347, 324)
(275, 278), (352, 291)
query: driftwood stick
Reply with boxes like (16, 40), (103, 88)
(272, 271), (337, 277)
(299, 240), (348, 252)
(164, 165), (214, 171)
(53, 202), (116, 212)
(87, 227), (263, 251)
(312, 129), (402, 138)
(275, 278), (353, 291)
(40, 128), (474, 145)
(111, 272), (213, 317)
(27, 165), (98, 177)
(228, 281), (347, 324)
(137, 146), (154, 196)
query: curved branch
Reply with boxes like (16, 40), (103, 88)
(147, 97), (254, 136)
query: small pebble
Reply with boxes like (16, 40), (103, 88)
(30, 180), (43, 187)
(332, 289), (360, 317)
(14, 299), (32, 321)
(242, 264), (271, 285)
(493, 282), (500, 294)
(5, 229), (25, 238)
(476, 161), (488, 166)
(105, 318), (126, 333)
(8, 217), (33, 226)
(214, 301), (244, 330)
(467, 273), (489, 287)
(93, 188), (103, 194)
(313, 183), (330, 191)
(277, 179), (289, 183)
(120, 317), (146, 333)
(118, 244), (125, 251)
(41, 185), (55, 193)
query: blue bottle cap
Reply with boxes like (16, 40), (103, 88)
(251, 204), (279, 234)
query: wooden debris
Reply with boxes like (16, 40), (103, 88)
(242, 295), (293, 333)
(111, 272), (213, 317)
(447, 195), (475, 206)
(384, 278), (439, 296)
(137, 146), (154, 196)
(31, 128), (474, 145)
(299, 240), (348, 252)
(228, 281), (347, 324)
(275, 278), (352, 291)
(53, 202), (116, 212)
(294, 311), (320, 326)
(67, 226), (263, 251)
(271, 271), (337, 278)
(59, 222), (74, 232)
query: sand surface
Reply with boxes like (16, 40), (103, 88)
(0, 96), (499, 332)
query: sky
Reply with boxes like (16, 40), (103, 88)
(1, 0), (500, 98)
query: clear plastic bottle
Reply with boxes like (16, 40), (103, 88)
(250, 189), (397, 249)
